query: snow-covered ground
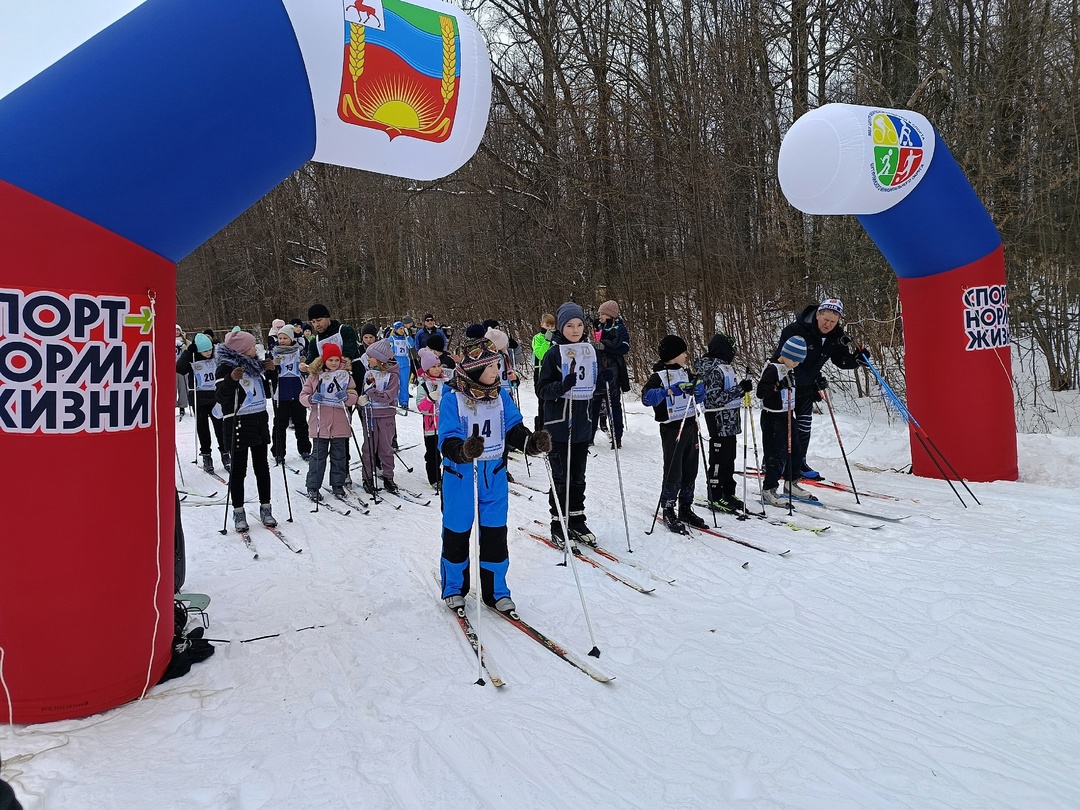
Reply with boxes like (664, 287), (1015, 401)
(3, 386), (1080, 809)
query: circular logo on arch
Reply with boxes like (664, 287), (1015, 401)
(870, 112), (926, 191)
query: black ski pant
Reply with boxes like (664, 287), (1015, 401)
(588, 382), (624, 443)
(547, 439), (589, 525)
(230, 441), (271, 506)
(793, 394), (815, 470)
(271, 398), (312, 459)
(760, 410), (795, 491)
(704, 411), (737, 502)
(659, 418), (699, 507)
(424, 434), (441, 485)
(193, 393), (224, 456)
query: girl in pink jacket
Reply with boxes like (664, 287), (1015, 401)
(300, 343), (358, 499)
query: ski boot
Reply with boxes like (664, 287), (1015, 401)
(221, 452), (232, 473)
(233, 508), (249, 532)
(679, 503), (708, 530)
(569, 516), (597, 547)
(492, 596), (516, 615)
(784, 480), (816, 500)
(761, 488), (785, 507)
(382, 477), (399, 495)
(306, 488), (322, 502)
(362, 479), (376, 496)
(550, 518), (570, 550)
(662, 505), (688, 535)
(444, 594), (465, 611)
(300, 452), (312, 462)
(332, 486), (346, 498)
(200, 454), (214, 473)
(273, 456), (285, 466)
(798, 460), (821, 480)
(259, 504), (278, 528)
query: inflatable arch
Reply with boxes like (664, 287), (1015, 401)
(778, 104), (1017, 483)
(0, 0), (491, 723)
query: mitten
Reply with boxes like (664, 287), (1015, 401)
(599, 366), (617, 384)
(739, 378), (753, 393)
(525, 430), (552, 456)
(461, 425), (485, 462)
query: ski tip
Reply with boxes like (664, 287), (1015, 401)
(741, 561), (749, 569)
(588, 646), (601, 659)
(780, 550), (791, 556)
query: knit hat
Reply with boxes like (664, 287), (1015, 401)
(275, 326), (295, 343)
(706, 333), (736, 363)
(423, 313), (435, 321)
(482, 318), (500, 330)
(393, 320), (405, 331)
(598, 300), (620, 320)
(194, 333), (213, 353)
(365, 339), (394, 364)
(780, 335), (808, 363)
(426, 333), (445, 352)
(418, 347), (440, 372)
(271, 318), (285, 332)
(486, 328), (509, 352)
(223, 330), (256, 354)
(658, 335), (688, 363)
(401, 316), (415, 326)
(458, 325), (500, 381)
(556, 302), (585, 332)
(308, 303), (331, 320)
(320, 342), (343, 361)
(361, 322), (379, 338)
(818, 298), (844, 318)
(301, 322), (312, 332)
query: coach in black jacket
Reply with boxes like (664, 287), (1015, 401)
(771, 298), (867, 478)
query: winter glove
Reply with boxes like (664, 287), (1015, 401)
(262, 359), (276, 372)
(510, 378), (520, 390)
(814, 375), (828, 391)
(356, 394), (370, 408)
(693, 381), (706, 404)
(229, 366), (244, 381)
(599, 366), (617, 384)
(525, 430), (552, 456)
(739, 378), (753, 393)
(856, 346), (871, 366)
(559, 359), (578, 393)
(461, 425), (485, 462)
(777, 375), (792, 390)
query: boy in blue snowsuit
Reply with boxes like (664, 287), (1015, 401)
(389, 321), (414, 409)
(439, 325), (551, 613)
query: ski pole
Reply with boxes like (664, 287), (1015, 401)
(820, 388), (860, 504)
(785, 381), (794, 516)
(220, 390), (241, 535)
(603, 383), (634, 553)
(311, 404), (322, 513)
(645, 398), (695, 536)
(863, 357), (976, 506)
(280, 448), (293, 522)
(193, 388), (199, 464)
(747, 392), (765, 514)
(561, 396), (575, 564)
(690, 403), (717, 528)
(469, 426), (486, 685)
(543, 454), (602, 658)
(337, 401), (370, 508)
(175, 445), (186, 487)
(394, 446), (414, 473)
(737, 391), (751, 521)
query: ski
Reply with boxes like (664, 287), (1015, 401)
(509, 478), (549, 497)
(431, 573), (504, 686)
(518, 527), (656, 594)
(294, 489), (352, 516)
(695, 498), (829, 533)
(530, 520), (675, 584)
(199, 467), (229, 485)
(739, 467), (907, 504)
(321, 487), (370, 514)
(787, 495), (902, 525)
(177, 488), (219, 499)
(691, 523), (790, 556)
(284, 463), (305, 476)
(383, 489), (431, 507)
(486, 605), (614, 683)
(259, 521), (302, 553)
(235, 527), (259, 559)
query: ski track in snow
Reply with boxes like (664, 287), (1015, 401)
(4, 389), (1080, 809)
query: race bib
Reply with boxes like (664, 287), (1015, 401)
(559, 343), (597, 400)
(661, 368), (695, 423)
(455, 392), (505, 461)
(191, 357), (217, 392)
(237, 372), (267, 415)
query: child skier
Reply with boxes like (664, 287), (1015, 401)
(389, 321), (414, 409)
(697, 333), (753, 513)
(531, 313), (556, 431)
(438, 326), (551, 612)
(268, 325), (312, 465)
(590, 300), (631, 449)
(176, 332), (226, 472)
(537, 302), (612, 546)
(756, 335), (815, 506)
(358, 338), (401, 494)
(641, 335), (708, 534)
(215, 330), (278, 531)
(300, 342), (358, 499)
(416, 347), (445, 491)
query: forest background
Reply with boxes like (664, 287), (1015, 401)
(177, 0), (1079, 407)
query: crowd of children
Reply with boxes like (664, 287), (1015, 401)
(176, 298), (866, 609)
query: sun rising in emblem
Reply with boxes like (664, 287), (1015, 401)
(358, 76), (444, 134)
